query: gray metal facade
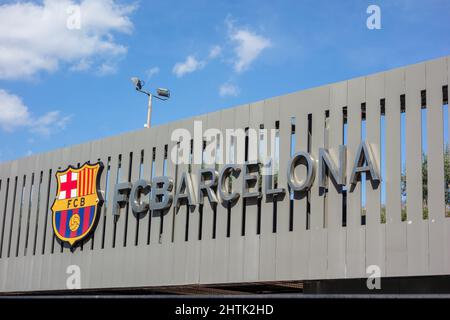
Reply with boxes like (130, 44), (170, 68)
(0, 56), (449, 293)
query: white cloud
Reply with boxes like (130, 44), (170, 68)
(172, 45), (221, 78)
(0, 89), (31, 131)
(172, 55), (205, 78)
(0, 89), (70, 135)
(31, 111), (72, 136)
(0, 0), (136, 79)
(227, 21), (272, 72)
(69, 58), (92, 72)
(145, 66), (160, 79)
(97, 62), (117, 76)
(208, 45), (222, 59)
(219, 82), (240, 97)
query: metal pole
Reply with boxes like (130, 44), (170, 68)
(147, 93), (152, 128)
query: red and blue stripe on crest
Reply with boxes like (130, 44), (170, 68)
(55, 205), (95, 239)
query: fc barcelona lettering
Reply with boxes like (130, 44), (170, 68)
(51, 162), (103, 246)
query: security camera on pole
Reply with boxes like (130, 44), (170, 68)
(131, 77), (170, 128)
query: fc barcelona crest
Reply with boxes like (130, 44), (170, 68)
(51, 162), (103, 247)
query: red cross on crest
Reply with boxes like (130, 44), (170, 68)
(59, 171), (78, 200)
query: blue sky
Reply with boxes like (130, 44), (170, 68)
(0, 0), (449, 162)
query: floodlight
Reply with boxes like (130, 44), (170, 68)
(156, 88), (170, 98)
(131, 77), (143, 90)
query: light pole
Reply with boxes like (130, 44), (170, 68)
(131, 77), (170, 128)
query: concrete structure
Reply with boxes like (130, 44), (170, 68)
(0, 55), (449, 294)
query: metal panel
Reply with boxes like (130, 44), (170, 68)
(40, 150), (62, 289)
(213, 107), (233, 283)
(326, 81), (347, 279)
(258, 98), (277, 281)
(9, 161), (27, 259)
(228, 105), (248, 283)
(288, 90), (311, 281)
(426, 57), (447, 275)
(0, 162), (11, 260)
(128, 133), (144, 249)
(365, 72), (386, 276)
(33, 156), (48, 256)
(185, 116), (204, 284)
(243, 101), (263, 282)
(405, 62), (429, 276)
(198, 111), (221, 283)
(114, 134), (133, 249)
(2, 162), (18, 259)
(6, 161), (25, 289)
(25, 156), (41, 257)
(384, 66), (407, 276)
(171, 118), (189, 285)
(113, 133), (139, 286)
(101, 136), (117, 250)
(276, 96), (294, 280)
(151, 124), (172, 285)
(307, 86), (328, 279)
(16, 159), (32, 258)
(138, 129), (156, 247)
(346, 77), (366, 278)
(92, 138), (110, 251)
(100, 136), (121, 288)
